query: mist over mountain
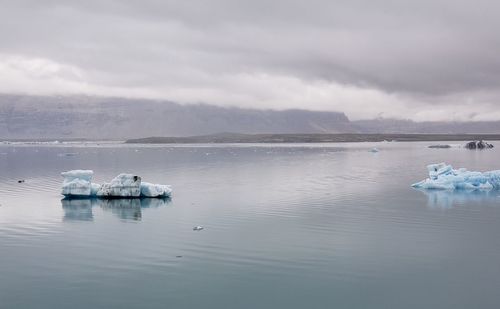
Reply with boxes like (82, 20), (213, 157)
(0, 94), (353, 139)
(352, 119), (500, 134)
(1, 94), (500, 139)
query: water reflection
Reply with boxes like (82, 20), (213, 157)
(61, 197), (171, 221)
(99, 199), (143, 221)
(61, 199), (94, 221)
(415, 188), (500, 209)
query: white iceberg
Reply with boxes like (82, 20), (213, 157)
(61, 170), (94, 197)
(412, 162), (500, 190)
(61, 170), (172, 198)
(96, 174), (142, 197)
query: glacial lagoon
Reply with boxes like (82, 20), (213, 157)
(1, 142), (500, 309)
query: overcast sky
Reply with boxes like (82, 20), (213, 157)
(0, 0), (499, 121)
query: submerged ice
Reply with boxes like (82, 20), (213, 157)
(412, 163), (500, 190)
(61, 170), (172, 198)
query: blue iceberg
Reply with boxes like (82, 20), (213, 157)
(61, 170), (172, 198)
(412, 163), (500, 190)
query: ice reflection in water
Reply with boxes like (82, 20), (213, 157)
(2, 142), (500, 309)
(61, 199), (94, 221)
(61, 198), (171, 221)
(414, 188), (500, 209)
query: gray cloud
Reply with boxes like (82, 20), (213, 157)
(0, 0), (499, 120)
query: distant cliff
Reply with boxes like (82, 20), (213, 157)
(2, 94), (500, 140)
(126, 133), (500, 144)
(0, 94), (352, 139)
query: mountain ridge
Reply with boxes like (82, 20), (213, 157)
(2, 94), (500, 139)
(126, 133), (500, 144)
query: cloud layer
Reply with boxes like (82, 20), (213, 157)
(1, 0), (499, 121)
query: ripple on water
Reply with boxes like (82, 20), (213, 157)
(2, 143), (500, 309)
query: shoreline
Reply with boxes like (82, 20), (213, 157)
(3, 133), (500, 145)
(125, 133), (500, 144)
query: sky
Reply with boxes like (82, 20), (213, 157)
(0, 0), (499, 121)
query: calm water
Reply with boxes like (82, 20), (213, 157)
(1, 142), (500, 309)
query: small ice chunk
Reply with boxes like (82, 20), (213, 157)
(369, 148), (379, 153)
(96, 174), (141, 197)
(193, 226), (204, 231)
(140, 182), (172, 197)
(465, 140), (494, 149)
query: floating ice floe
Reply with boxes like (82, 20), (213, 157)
(369, 148), (379, 153)
(61, 170), (172, 198)
(411, 163), (500, 190)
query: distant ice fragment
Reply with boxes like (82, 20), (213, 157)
(193, 226), (204, 231)
(465, 140), (494, 150)
(412, 163), (500, 190)
(369, 148), (379, 153)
